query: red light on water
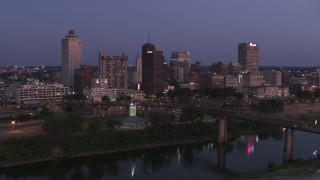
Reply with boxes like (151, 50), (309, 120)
(247, 144), (251, 155)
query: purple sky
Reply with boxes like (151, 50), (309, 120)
(0, 0), (319, 66)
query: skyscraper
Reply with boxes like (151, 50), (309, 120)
(238, 42), (259, 72)
(99, 52), (128, 89)
(169, 51), (190, 83)
(141, 42), (167, 94)
(61, 30), (82, 88)
(134, 54), (142, 84)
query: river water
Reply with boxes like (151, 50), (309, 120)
(0, 129), (319, 180)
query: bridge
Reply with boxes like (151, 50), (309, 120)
(136, 102), (320, 165)
(57, 101), (320, 164)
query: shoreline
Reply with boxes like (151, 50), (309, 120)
(0, 137), (214, 168)
(0, 127), (275, 169)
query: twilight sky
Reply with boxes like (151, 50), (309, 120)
(0, 0), (319, 67)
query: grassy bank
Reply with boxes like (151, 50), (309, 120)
(0, 120), (273, 168)
(230, 158), (320, 179)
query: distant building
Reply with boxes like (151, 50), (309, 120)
(210, 62), (228, 76)
(281, 68), (291, 85)
(243, 86), (289, 98)
(242, 71), (265, 87)
(134, 54), (142, 83)
(61, 30), (82, 88)
(189, 61), (201, 84)
(238, 42), (259, 72)
(9, 84), (69, 104)
(228, 62), (242, 75)
(141, 42), (167, 94)
(99, 52), (128, 89)
(225, 75), (240, 89)
(169, 51), (190, 83)
(127, 65), (135, 88)
(263, 70), (282, 86)
(74, 64), (92, 93)
(199, 72), (226, 89)
(52, 70), (62, 83)
(209, 75), (225, 88)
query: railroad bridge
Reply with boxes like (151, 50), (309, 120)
(59, 101), (320, 165)
(139, 103), (320, 165)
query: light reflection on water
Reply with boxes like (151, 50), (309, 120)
(0, 130), (319, 180)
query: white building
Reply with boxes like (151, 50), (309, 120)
(11, 84), (69, 104)
(134, 54), (142, 84)
(62, 30), (82, 87)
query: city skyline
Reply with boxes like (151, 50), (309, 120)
(0, 1), (319, 66)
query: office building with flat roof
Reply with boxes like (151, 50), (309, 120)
(238, 42), (259, 72)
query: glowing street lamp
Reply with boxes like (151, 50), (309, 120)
(11, 121), (15, 131)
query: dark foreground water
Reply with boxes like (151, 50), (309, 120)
(0, 129), (319, 180)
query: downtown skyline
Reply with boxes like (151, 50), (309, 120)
(0, 0), (319, 66)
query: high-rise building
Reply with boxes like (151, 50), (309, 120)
(99, 52), (128, 89)
(61, 30), (82, 88)
(127, 65), (135, 88)
(134, 54), (142, 83)
(238, 42), (259, 72)
(141, 42), (167, 94)
(169, 51), (190, 83)
(189, 61), (201, 83)
(74, 64), (92, 93)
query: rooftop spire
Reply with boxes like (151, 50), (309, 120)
(148, 32), (150, 43)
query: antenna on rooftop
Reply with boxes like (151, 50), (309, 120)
(148, 32), (150, 43)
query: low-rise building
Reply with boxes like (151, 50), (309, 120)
(8, 84), (69, 104)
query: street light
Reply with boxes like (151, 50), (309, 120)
(11, 121), (15, 131)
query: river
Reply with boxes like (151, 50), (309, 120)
(0, 129), (319, 180)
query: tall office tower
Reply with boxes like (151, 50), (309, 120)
(141, 42), (167, 94)
(169, 51), (190, 83)
(134, 54), (142, 83)
(127, 65), (135, 88)
(62, 30), (82, 88)
(238, 42), (259, 72)
(74, 65), (92, 93)
(99, 52), (128, 89)
(189, 61), (201, 83)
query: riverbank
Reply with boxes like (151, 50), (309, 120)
(229, 157), (320, 179)
(0, 120), (273, 168)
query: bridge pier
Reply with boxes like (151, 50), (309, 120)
(283, 128), (294, 163)
(144, 106), (149, 118)
(217, 142), (226, 169)
(218, 117), (227, 144)
(166, 107), (171, 114)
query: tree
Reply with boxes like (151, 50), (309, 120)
(116, 94), (131, 102)
(87, 117), (104, 132)
(179, 105), (204, 123)
(104, 116), (121, 129)
(42, 114), (84, 137)
(314, 89), (320, 98)
(101, 95), (111, 102)
(40, 105), (50, 117)
(149, 112), (174, 127)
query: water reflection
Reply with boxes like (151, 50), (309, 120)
(0, 129), (319, 180)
